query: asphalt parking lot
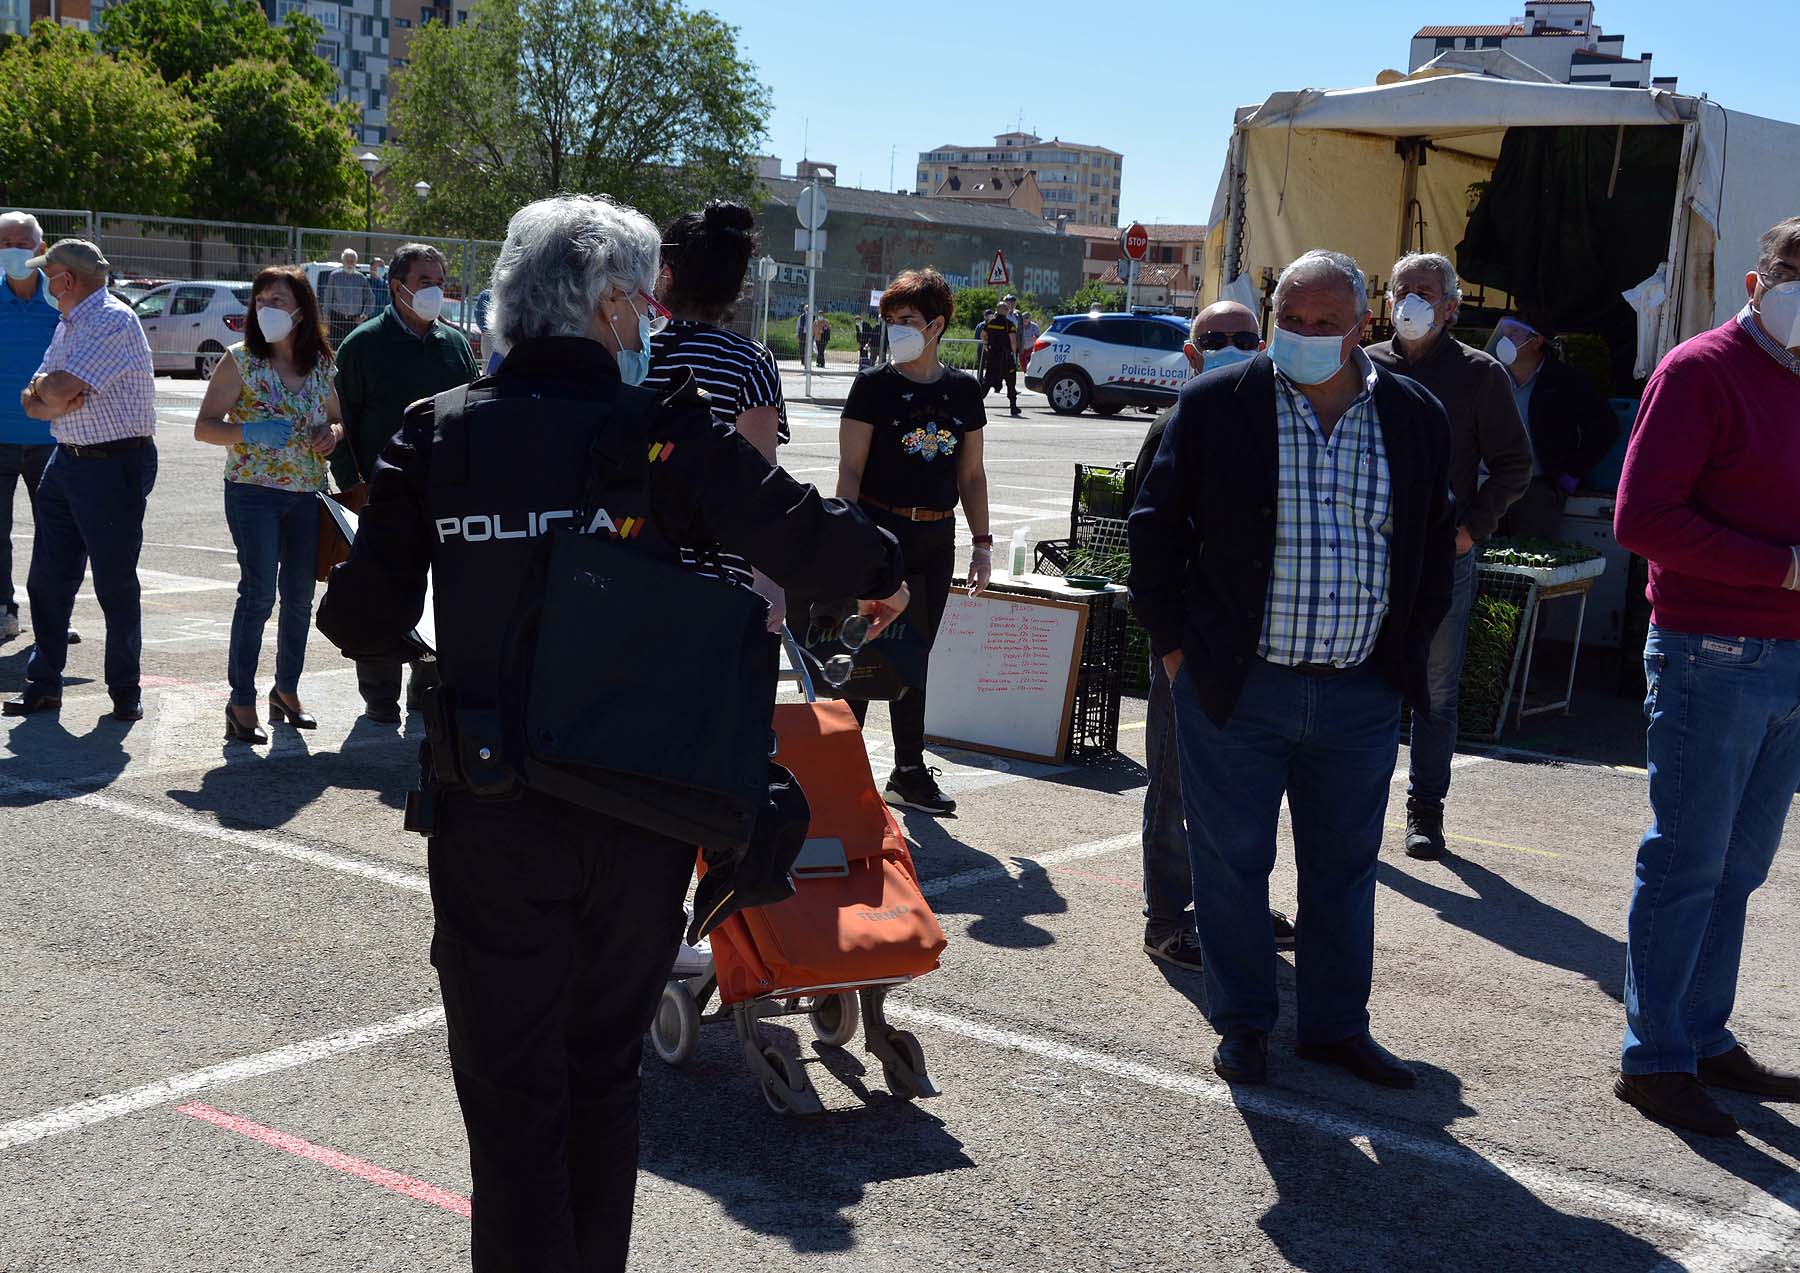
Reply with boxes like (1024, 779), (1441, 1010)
(2, 366), (1798, 1272)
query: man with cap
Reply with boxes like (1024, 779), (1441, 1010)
(7, 239), (157, 721)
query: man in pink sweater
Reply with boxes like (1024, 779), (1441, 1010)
(1612, 216), (1800, 1138)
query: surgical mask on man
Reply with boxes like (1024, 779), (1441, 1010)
(1269, 328), (1349, 385)
(0, 248), (34, 281)
(1393, 294), (1438, 343)
(1754, 280), (1800, 348)
(399, 282), (445, 322)
(1493, 336), (1520, 367)
(256, 305), (295, 343)
(607, 304), (652, 386)
(1201, 345), (1256, 375)
(886, 322), (927, 364)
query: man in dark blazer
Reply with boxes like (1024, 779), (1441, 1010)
(1490, 314), (1620, 538)
(1128, 249), (1455, 1090)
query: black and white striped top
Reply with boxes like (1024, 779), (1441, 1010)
(645, 319), (790, 587)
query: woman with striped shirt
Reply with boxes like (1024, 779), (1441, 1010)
(645, 202), (789, 624)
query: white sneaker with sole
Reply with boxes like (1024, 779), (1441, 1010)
(670, 903), (712, 978)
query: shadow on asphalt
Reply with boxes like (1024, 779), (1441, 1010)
(1034, 751), (1150, 797)
(1681, 1096), (1800, 1204)
(165, 713), (416, 825)
(1237, 1060), (1664, 1270)
(901, 811), (1067, 949)
(637, 1024), (975, 1255)
(1377, 857), (1626, 1000)
(0, 708), (131, 805)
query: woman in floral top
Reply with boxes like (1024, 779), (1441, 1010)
(194, 266), (344, 744)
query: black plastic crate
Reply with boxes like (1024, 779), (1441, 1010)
(1066, 594), (1130, 760)
(1033, 538), (1076, 578)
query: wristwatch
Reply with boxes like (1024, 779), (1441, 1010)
(972, 534), (995, 546)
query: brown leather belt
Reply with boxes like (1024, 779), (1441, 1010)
(859, 495), (956, 523)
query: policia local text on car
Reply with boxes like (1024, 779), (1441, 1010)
(316, 194), (909, 1273)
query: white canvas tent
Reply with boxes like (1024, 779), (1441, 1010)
(1202, 74), (1800, 374)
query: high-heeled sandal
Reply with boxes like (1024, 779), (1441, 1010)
(268, 690), (317, 730)
(225, 705), (268, 745)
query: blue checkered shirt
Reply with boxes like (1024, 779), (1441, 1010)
(1738, 305), (1800, 378)
(35, 288), (157, 446)
(1260, 348), (1393, 668)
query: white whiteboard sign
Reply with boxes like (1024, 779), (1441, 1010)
(924, 591), (1089, 764)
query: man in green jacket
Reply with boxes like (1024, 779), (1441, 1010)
(332, 241), (477, 723)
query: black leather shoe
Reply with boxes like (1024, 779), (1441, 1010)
(363, 700), (402, 725)
(1271, 909), (1297, 950)
(3, 685), (61, 716)
(1615, 1072), (1739, 1136)
(268, 690), (317, 730)
(224, 706), (268, 745)
(1213, 1030), (1269, 1085)
(1297, 1031), (1417, 1088)
(1405, 806), (1446, 860)
(1698, 1044), (1800, 1101)
(109, 691), (143, 722)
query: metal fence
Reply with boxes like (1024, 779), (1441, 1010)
(17, 206), (503, 299)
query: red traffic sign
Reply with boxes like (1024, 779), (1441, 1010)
(1121, 222), (1149, 261)
(987, 249), (1010, 286)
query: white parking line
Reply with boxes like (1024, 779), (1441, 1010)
(0, 1005), (445, 1153)
(883, 1003), (1780, 1260)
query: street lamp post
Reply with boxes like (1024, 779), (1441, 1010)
(357, 150), (381, 260)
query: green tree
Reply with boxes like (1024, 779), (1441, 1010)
(952, 287), (1000, 327)
(97, 0), (335, 96)
(386, 0), (772, 239)
(190, 60), (362, 226)
(0, 22), (198, 214)
(1058, 280), (1126, 315)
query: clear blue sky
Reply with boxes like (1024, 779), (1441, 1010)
(705, 0), (1788, 226)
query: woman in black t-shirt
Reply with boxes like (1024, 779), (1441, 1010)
(837, 268), (993, 816)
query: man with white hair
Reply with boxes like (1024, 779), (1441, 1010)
(318, 193), (910, 1271)
(7, 239), (157, 721)
(321, 247), (372, 345)
(1368, 252), (1532, 860)
(0, 211), (61, 642)
(1129, 249), (1455, 1089)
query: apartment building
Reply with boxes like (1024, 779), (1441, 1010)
(1, 0), (93, 35)
(916, 132), (1123, 228)
(1409, 2), (1675, 88)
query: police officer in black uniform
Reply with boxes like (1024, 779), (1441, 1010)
(316, 194), (909, 1273)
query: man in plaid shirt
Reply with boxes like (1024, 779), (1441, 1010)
(7, 240), (157, 721)
(1128, 250), (1455, 1091)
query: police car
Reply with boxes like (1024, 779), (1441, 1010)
(1024, 311), (1193, 416)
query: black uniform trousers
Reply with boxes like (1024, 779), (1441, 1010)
(848, 508), (956, 770)
(983, 355), (1018, 410)
(427, 787), (692, 1273)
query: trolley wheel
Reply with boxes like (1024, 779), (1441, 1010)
(881, 1030), (930, 1100)
(809, 992), (860, 1047)
(649, 981), (700, 1068)
(760, 1047), (807, 1115)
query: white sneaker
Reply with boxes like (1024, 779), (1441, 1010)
(0, 611), (18, 640)
(670, 904), (712, 978)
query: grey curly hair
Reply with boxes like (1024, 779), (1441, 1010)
(487, 195), (661, 349)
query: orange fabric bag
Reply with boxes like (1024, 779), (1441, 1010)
(706, 700), (947, 1005)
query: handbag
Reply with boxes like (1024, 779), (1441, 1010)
(313, 448), (366, 583)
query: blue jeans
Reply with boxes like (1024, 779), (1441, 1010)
(1621, 626), (1800, 1075)
(1407, 547), (1477, 811)
(0, 442), (55, 612)
(1173, 657), (1401, 1043)
(223, 480), (319, 708)
(25, 442), (156, 692)
(1142, 653), (1194, 933)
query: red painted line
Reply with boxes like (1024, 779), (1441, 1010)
(177, 1102), (470, 1218)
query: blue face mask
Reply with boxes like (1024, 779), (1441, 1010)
(0, 248), (35, 281)
(609, 304), (653, 386)
(1200, 345), (1256, 375)
(1269, 327), (1350, 386)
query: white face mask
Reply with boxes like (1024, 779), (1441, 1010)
(1393, 294), (1439, 343)
(887, 322), (927, 363)
(256, 304), (295, 343)
(1269, 327), (1350, 386)
(400, 282), (445, 322)
(0, 247), (35, 280)
(1494, 335), (1520, 367)
(1200, 345), (1256, 375)
(1755, 280), (1800, 349)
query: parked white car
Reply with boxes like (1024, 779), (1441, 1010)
(132, 281), (250, 379)
(1024, 311), (1194, 416)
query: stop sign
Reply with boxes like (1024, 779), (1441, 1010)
(1121, 222), (1149, 261)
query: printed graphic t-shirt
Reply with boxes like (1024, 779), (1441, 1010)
(843, 363), (985, 512)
